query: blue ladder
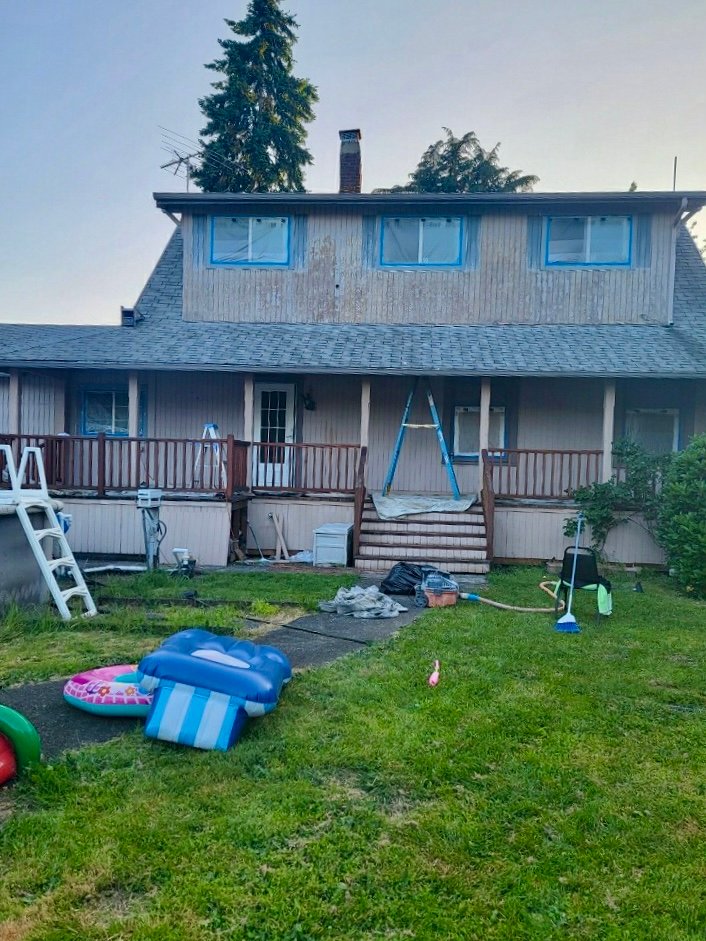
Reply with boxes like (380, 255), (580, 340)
(382, 379), (461, 499)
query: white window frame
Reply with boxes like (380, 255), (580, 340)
(546, 215), (632, 267)
(453, 406), (506, 459)
(380, 217), (464, 267)
(210, 216), (291, 267)
(625, 408), (680, 453)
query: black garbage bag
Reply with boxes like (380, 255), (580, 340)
(379, 562), (450, 596)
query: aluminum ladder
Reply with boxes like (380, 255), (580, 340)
(0, 445), (97, 621)
(194, 422), (227, 489)
(381, 378), (461, 499)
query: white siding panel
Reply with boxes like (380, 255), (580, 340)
(247, 497), (354, 553)
(61, 498), (231, 566)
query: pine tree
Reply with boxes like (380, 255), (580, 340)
(193, 0), (318, 193)
(377, 128), (538, 194)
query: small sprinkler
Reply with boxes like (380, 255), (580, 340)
(428, 660), (440, 687)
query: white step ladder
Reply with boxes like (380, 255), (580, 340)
(0, 445), (97, 621)
(194, 422), (227, 489)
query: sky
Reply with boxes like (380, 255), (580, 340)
(1, 0), (705, 325)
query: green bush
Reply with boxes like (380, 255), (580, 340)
(657, 434), (706, 596)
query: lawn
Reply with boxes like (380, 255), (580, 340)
(1, 566), (705, 940)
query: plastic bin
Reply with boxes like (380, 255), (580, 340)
(313, 523), (353, 566)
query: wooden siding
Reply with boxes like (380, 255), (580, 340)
(247, 497), (354, 553)
(494, 505), (665, 565)
(182, 211), (674, 326)
(0, 377), (7, 430)
(516, 379), (604, 450)
(61, 498), (231, 566)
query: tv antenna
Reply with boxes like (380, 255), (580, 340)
(160, 149), (199, 192)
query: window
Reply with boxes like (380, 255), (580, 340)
(211, 216), (290, 266)
(625, 408), (679, 455)
(381, 217), (463, 266)
(82, 390), (129, 436)
(454, 406), (506, 458)
(546, 216), (632, 266)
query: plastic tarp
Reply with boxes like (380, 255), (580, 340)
(371, 492), (475, 520)
(319, 585), (408, 619)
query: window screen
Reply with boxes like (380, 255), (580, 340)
(547, 216), (631, 265)
(212, 217), (289, 265)
(82, 390), (129, 436)
(625, 409), (678, 455)
(454, 406), (505, 456)
(382, 217), (462, 266)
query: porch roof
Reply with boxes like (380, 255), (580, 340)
(1, 228), (706, 379)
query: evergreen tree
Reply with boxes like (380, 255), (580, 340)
(378, 128), (538, 194)
(193, 0), (318, 193)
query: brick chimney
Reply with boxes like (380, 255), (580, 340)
(339, 129), (362, 194)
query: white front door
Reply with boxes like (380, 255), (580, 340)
(253, 383), (296, 487)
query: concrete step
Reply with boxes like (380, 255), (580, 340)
(355, 557), (490, 575)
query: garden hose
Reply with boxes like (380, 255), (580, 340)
(0, 704), (41, 775)
(460, 581), (565, 614)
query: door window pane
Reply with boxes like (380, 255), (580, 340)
(83, 390), (129, 436)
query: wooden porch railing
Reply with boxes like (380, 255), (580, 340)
(483, 448), (603, 500)
(352, 446), (368, 558)
(0, 434), (249, 498)
(251, 442), (361, 493)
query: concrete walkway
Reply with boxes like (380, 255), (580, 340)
(0, 606), (424, 760)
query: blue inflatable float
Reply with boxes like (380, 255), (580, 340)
(137, 629), (292, 751)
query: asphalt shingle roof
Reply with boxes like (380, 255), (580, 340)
(2, 227), (706, 378)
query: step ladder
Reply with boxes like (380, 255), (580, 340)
(0, 445), (97, 621)
(194, 423), (227, 489)
(382, 378), (461, 499)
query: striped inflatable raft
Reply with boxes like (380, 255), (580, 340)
(136, 629), (291, 751)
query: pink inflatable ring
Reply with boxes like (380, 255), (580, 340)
(64, 665), (152, 717)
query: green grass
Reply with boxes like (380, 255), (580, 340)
(1, 567), (706, 939)
(0, 570), (356, 687)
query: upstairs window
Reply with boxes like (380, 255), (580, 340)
(210, 216), (290, 266)
(82, 390), (129, 436)
(546, 216), (632, 266)
(625, 408), (679, 454)
(453, 406), (506, 458)
(381, 217), (463, 267)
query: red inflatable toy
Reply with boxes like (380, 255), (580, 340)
(0, 732), (18, 786)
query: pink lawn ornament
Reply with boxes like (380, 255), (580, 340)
(428, 660), (440, 687)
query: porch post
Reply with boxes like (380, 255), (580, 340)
(602, 379), (616, 482)
(53, 373), (67, 434)
(360, 378), (371, 448)
(243, 373), (254, 487)
(479, 378), (491, 454)
(694, 383), (706, 435)
(8, 369), (21, 435)
(128, 371), (140, 438)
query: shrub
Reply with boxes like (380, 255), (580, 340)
(657, 434), (706, 597)
(565, 439), (667, 553)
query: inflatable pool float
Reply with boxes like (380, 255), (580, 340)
(0, 704), (41, 786)
(63, 665), (152, 717)
(137, 629), (291, 751)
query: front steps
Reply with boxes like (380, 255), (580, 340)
(355, 499), (490, 575)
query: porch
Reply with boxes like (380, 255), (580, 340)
(2, 369), (701, 568)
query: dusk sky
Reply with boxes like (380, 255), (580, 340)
(1, 0), (704, 325)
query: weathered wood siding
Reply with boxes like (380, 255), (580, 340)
(494, 505), (665, 565)
(61, 498), (231, 566)
(182, 211), (674, 326)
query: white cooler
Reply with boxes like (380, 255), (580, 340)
(313, 523), (353, 567)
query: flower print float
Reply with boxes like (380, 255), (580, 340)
(63, 665), (152, 717)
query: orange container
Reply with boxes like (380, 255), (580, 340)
(424, 589), (459, 607)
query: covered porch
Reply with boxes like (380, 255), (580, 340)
(2, 368), (703, 566)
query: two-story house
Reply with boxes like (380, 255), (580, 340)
(2, 131), (706, 570)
